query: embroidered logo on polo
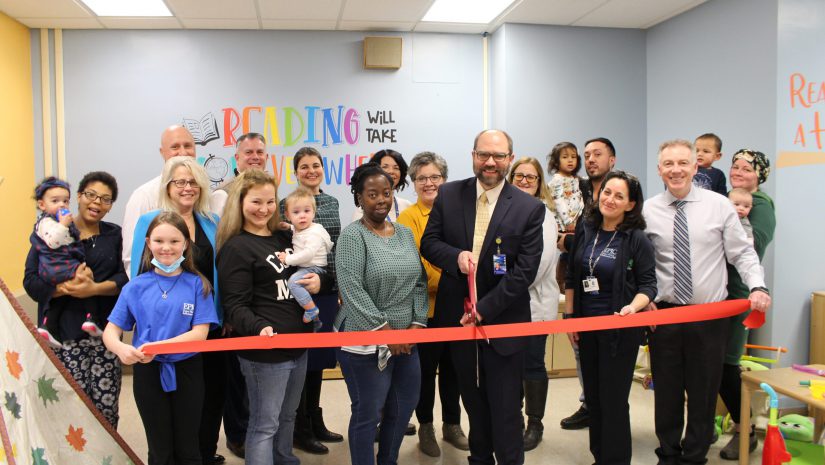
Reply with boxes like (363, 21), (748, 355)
(600, 247), (617, 260)
(182, 303), (194, 316)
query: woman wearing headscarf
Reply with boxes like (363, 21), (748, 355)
(718, 150), (775, 461)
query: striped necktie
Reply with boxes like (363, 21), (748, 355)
(672, 200), (693, 304)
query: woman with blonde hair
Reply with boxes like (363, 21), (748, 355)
(505, 156), (560, 451)
(216, 169), (325, 465)
(129, 156), (226, 465)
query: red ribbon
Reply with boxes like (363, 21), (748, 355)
(142, 299), (753, 355)
(463, 261), (489, 342)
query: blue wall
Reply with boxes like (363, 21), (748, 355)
(29, 2), (822, 370)
(33, 30), (484, 222)
(774, 0), (825, 366)
(647, 0), (825, 372)
(646, 0), (778, 200)
(491, 23), (647, 183)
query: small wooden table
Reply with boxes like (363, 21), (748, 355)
(739, 365), (825, 464)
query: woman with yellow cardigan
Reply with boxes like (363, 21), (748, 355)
(397, 151), (469, 457)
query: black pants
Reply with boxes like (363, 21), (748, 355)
(416, 339), (462, 424)
(718, 363), (744, 424)
(579, 328), (642, 465)
(199, 331), (227, 464)
(134, 355), (204, 465)
(649, 316), (729, 465)
(294, 369), (324, 436)
(451, 340), (524, 465)
(222, 352), (249, 444)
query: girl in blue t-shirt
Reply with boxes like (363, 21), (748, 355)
(103, 211), (218, 465)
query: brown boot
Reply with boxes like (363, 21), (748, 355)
(418, 422), (440, 457)
(443, 423), (469, 451)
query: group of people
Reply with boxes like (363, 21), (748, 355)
(22, 124), (775, 465)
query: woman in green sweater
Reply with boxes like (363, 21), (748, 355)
(335, 162), (428, 465)
(718, 149), (775, 460)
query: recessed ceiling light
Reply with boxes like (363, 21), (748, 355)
(79, 0), (172, 17)
(422, 0), (516, 24)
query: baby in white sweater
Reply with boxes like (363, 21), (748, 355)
(276, 187), (334, 328)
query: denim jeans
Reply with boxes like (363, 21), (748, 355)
(287, 266), (325, 308)
(239, 352), (307, 465)
(337, 347), (421, 465)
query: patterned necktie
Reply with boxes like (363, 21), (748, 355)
(377, 345), (391, 371)
(472, 191), (490, 265)
(672, 200), (693, 304)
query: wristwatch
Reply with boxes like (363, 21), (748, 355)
(750, 286), (770, 295)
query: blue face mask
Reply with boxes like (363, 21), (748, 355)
(152, 255), (186, 274)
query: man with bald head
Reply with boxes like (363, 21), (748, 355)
(421, 129), (545, 465)
(121, 125), (196, 274)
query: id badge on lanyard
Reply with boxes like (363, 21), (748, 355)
(492, 237), (506, 275)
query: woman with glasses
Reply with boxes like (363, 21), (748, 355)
(24, 171), (127, 427)
(505, 157), (560, 451)
(351, 149), (413, 223)
(563, 171), (656, 465)
(129, 157), (226, 465)
(397, 152), (469, 457)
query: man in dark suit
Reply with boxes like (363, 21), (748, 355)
(421, 129), (545, 465)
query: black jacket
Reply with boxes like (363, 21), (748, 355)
(421, 178), (545, 356)
(565, 220), (657, 318)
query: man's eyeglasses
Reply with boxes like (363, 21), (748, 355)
(168, 179), (200, 189)
(512, 173), (539, 183)
(413, 175), (444, 184)
(473, 151), (510, 162)
(79, 191), (113, 205)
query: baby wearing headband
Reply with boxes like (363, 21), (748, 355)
(31, 176), (101, 348)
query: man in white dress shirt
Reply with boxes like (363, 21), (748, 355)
(121, 125), (196, 275)
(643, 139), (771, 465)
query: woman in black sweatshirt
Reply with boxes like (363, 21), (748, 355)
(216, 169), (328, 465)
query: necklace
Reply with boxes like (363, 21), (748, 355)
(154, 272), (183, 299)
(361, 219), (391, 244)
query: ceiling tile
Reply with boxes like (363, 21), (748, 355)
(573, 0), (707, 29)
(504, 0), (609, 25)
(166, 0), (257, 20)
(258, 0), (342, 21)
(181, 18), (261, 29)
(16, 17), (103, 28)
(96, 17), (182, 29)
(339, 20), (415, 31)
(341, 0), (431, 22)
(261, 19), (338, 29)
(0, 0), (92, 18)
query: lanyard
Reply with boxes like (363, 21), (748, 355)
(587, 229), (618, 276)
(385, 197), (400, 222)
